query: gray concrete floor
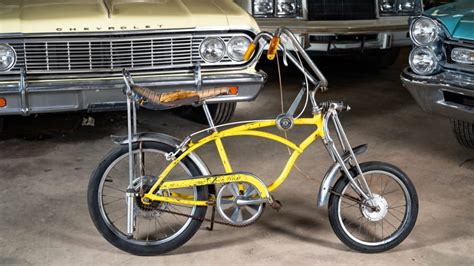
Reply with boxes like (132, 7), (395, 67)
(1, 51), (473, 265)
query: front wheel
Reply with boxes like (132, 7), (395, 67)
(328, 161), (418, 253)
(88, 141), (208, 255)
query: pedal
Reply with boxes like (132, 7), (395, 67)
(270, 199), (282, 211)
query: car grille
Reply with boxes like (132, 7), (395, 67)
(307, 0), (376, 20)
(4, 32), (251, 74)
(443, 40), (474, 75)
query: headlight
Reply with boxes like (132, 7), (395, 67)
(379, 0), (419, 15)
(379, 0), (396, 12)
(398, 0), (415, 12)
(227, 36), (251, 62)
(0, 44), (16, 71)
(276, 0), (297, 17)
(199, 37), (226, 63)
(253, 0), (274, 16)
(409, 47), (441, 75)
(410, 17), (439, 46)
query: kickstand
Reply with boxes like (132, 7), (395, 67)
(207, 201), (216, 231)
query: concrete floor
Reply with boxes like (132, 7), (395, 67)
(1, 52), (473, 265)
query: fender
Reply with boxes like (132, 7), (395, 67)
(317, 144), (368, 207)
(111, 132), (216, 195)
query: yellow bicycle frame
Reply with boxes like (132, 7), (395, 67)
(142, 113), (325, 206)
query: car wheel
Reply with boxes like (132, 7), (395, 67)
(451, 119), (474, 148)
(176, 102), (237, 125)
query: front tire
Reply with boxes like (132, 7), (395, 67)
(88, 141), (208, 255)
(451, 119), (474, 148)
(328, 161), (418, 253)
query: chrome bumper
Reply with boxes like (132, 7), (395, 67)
(401, 68), (474, 123)
(256, 17), (410, 51)
(0, 71), (267, 116)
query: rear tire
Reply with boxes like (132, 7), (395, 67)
(88, 141), (208, 255)
(451, 119), (474, 148)
(176, 102), (237, 125)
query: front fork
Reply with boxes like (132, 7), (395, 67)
(322, 110), (373, 201)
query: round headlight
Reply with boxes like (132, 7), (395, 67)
(199, 37), (226, 63)
(0, 44), (16, 71)
(410, 17), (438, 46)
(227, 36), (251, 62)
(409, 47), (440, 75)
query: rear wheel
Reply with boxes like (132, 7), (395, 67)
(451, 119), (474, 148)
(176, 102), (237, 125)
(88, 141), (208, 255)
(328, 161), (418, 253)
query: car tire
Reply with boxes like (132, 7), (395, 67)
(451, 119), (474, 148)
(176, 102), (237, 125)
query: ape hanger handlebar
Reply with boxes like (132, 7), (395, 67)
(244, 27), (328, 91)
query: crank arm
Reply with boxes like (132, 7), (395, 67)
(236, 198), (267, 206)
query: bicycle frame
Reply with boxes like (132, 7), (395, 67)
(140, 114), (325, 206)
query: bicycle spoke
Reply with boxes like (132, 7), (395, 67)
(104, 184), (126, 193)
(103, 198), (123, 206)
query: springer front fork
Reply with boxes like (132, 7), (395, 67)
(322, 109), (373, 201)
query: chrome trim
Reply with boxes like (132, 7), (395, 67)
(19, 68), (29, 116)
(0, 26), (258, 38)
(3, 32), (254, 74)
(401, 67), (474, 123)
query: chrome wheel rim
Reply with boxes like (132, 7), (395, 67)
(337, 170), (411, 246)
(98, 149), (198, 245)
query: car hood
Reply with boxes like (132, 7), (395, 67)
(0, 0), (257, 34)
(425, 0), (474, 41)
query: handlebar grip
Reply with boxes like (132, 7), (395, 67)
(267, 35), (280, 60)
(243, 42), (257, 62)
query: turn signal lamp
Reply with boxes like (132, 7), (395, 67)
(228, 86), (239, 95)
(0, 97), (6, 108)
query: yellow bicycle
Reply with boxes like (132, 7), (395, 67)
(88, 27), (418, 256)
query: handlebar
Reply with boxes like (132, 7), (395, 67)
(243, 27), (328, 89)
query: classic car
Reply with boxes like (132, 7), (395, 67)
(235, 0), (425, 67)
(401, 0), (474, 148)
(0, 0), (266, 125)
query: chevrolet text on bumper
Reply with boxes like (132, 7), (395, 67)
(0, 0), (265, 125)
(401, 0), (474, 148)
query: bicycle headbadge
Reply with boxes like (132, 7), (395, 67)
(276, 113), (294, 131)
